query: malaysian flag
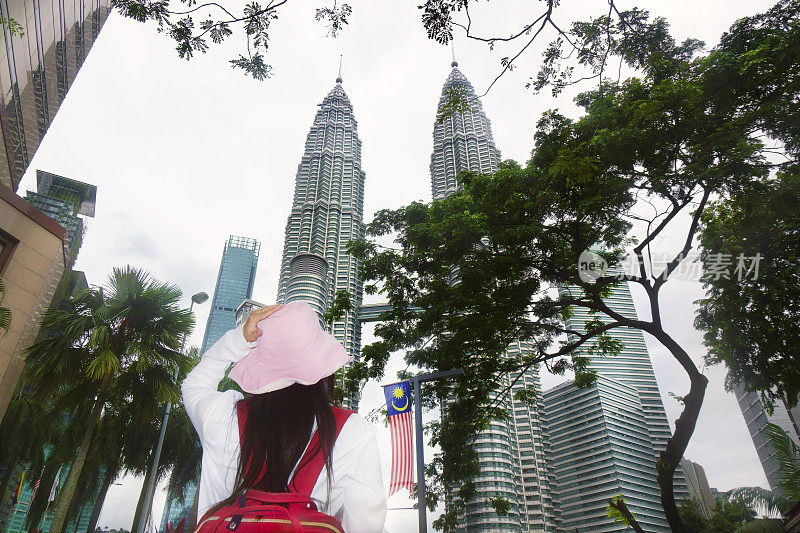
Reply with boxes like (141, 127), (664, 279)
(384, 381), (414, 495)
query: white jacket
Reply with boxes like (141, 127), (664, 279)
(181, 325), (388, 532)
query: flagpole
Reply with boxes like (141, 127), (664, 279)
(411, 369), (464, 533)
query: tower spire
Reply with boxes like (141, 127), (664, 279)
(336, 54), (343, 83)
(451, 41), (458, 68)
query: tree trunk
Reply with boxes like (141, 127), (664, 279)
(647, 326), (709, 533)
(0, 459), (18, 513)
(130, 473), (150, 533)
(608, 497), (646, 533)
(48, 379), (108, 533)
(190, 487), (199, 529)
(87, 455), (120, 533)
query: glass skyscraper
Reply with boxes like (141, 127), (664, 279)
(200, 235), (260, 353)
(0, 0), (111, 192)
(734, 381), (800, 495)
(275, 71), (366, 410)
(544, 377), (671, 532)
(433, 60), (556, 532)
(545, 280), (688, 531)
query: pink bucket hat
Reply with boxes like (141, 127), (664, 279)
(229, 301), (353, 394)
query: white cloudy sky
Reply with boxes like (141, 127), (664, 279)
(16, 0), (777, 530)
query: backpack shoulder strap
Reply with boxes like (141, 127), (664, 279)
(289, 406), (354, 495)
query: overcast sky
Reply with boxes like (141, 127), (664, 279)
(16, 0), (778, 530)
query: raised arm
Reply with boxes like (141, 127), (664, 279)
(182, 304), (284, 445)
(181, 324), (256, 444)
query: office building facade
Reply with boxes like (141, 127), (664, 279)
(680, 459), (716, 518)
(734, 382), (800, 494)
(1, 0), (111, 191)
(544, 377), (671, 532)
(200, 235), (259, 353)
(275, 73), (366, 410)
(433, 61), (556, 531)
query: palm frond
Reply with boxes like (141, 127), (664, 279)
(763, 422), (800, 500)
(727, 486), (792, 517)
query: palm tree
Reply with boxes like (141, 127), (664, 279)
(24, 266), (193, 533)
(728, 422), (800, 518)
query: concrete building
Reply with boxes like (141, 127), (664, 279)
(544, 377), (671, 532)
(0, 0), (111, 191)
(433, 60), (555, 532)
(0, 183), (64, 418)
(734, 382), (800, 494)
(0, 183), (65, 528)
(680, 459), (715, 518)
(275, 70), (366, 410)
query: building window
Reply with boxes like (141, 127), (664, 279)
(0, 229), (19, 274)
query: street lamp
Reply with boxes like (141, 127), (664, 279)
(136, 291), (208, 533)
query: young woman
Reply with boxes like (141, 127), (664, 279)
(182, 301), (387, 531)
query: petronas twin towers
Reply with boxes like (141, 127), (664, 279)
(276, 60), (678, 532)
(275, 60), (556, 530)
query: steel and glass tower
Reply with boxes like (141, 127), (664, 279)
(734, 381), (800, 494)
(433, 60), (556, 532)
(201, 235), (260, 353)
(544, 377), (671, 532)
(547, 280), (689, 530)
(0, 0), (112, 191)
(276, 70), (366, 409)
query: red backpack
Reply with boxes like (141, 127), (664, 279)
(194, 404), (354, 533)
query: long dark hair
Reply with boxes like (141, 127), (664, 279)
(208, 375), (337, 515)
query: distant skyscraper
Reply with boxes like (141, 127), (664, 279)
(544, 377), (671, 532)
(201, 235), (260, 353)
(433, 60), (556, 532)
(734, 382), (800, 494)
(0, 0), (112, 191)
(680, 459), (716, 518)
(275, 70), (366, 409)
(25, 170), (96, 261)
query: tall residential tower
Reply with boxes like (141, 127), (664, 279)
(433, 60), (556, 532)
(276, 71), (366, 409)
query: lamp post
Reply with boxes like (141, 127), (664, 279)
(136, 291), (208, 533)
(411, 368), (464, 533)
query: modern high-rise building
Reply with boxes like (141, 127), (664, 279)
(275, 70), (366, 410)
(160, 235), (260, 530)
(432, 60), (556, 532)
(544, 377), (671, 532)
(734, 382), (800, 494)
(200, 235), (260, 353)
(680, 459), (716, 518)
(0, 0), (112, 191)
(548, 280), (688, 529)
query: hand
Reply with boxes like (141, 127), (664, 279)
(243, 305), (284, 342)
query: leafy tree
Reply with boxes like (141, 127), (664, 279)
(346, 3), (799, 530)
(24, 266), (193, 533)
(678, 498), (711, 532)
(708, 497), (757, 532)
(696, 171), (800, 408)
